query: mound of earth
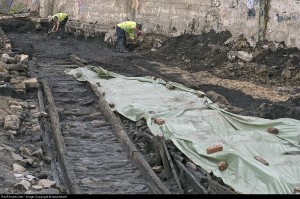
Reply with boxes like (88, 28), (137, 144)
(145, 30), (300, 88)
(137, 30), (300, 120)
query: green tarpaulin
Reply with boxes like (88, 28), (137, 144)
(66, 66), (300, 194)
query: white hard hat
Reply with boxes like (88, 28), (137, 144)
(47, 15), (52, 22)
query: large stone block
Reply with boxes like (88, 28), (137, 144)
(12, 13), (30, 18)
(16, 54), (29, 65)
(23, 78), (39, 89)
(13, 82), (26, 93)
(14, 180), (30, 191)
(4, 43), (12, 51)
(4, 115), (21, 130)
(37, 18), (49, 23)
(38, 179), (56, 188)
(13, 163), (26, 173)
(2, 53), (15, 64)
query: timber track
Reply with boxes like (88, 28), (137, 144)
(32, 56), (237, 194)
(34, 58), (152, 194)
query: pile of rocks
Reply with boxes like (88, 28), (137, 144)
(0, 28), (38, 93)
(0, 27), (65, 194)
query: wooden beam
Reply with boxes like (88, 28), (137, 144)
(38, 85), (60, 186)
(162, 140), (184, 194)
(258, 0), (270, 41)
(174, 159), (208, 194)
(42, 80), (82, 194)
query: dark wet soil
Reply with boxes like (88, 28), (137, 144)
(195, 84), (270, 116)
(1, 18), (299, 120)
(148, 30), (232, 70)
(147, 30), (300, 87)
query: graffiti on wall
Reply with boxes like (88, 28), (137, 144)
(246, 0), (258, 19)
(276, 13), (299, 22)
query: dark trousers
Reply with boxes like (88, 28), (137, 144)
(116, 26), (126, 50)
(59, 16), (68, 38)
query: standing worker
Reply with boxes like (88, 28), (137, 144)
(48, 13), (69, 39)
(116, 21), (142, 53)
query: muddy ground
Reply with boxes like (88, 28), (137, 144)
(0, 16), (299, 194)
(2, 17), (299, 119)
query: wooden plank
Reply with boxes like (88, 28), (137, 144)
(154, 136), (172, 179)
(38, 85), (60, 185)
(162, 140), (184, 194)
(208, 179), (236, 194)
(42, 80), (82, 194)
(70, 54), (88, 67)
(258, 0), (269, 41)
(174, 159), (207, 194)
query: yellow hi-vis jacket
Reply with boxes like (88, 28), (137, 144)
(53, 13), (68, 22)
(117, 21), (137, 40)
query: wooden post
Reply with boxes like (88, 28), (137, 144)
(42, 80), (82, 194)
(153, 136), (162, 166)
(258, 0), (269, 41)
(154, 135), (172, 179)
(174, 160), (208, 194)
(38, 85), (60, 185)
(162, 141), (184, 194)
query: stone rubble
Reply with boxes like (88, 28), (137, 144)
(0, 26), (64, 194)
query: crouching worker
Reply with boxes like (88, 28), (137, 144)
(116, 21), (142, 53)
(48, 13), (69, 39)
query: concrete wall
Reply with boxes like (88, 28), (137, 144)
(46, 0), (300, 49)
(53, 0), (133, 28)
(0, 0), (13, 12)
(266, 0), (300, 48)
(51, 0), (259, 37)
(0, 0), (32, 13)
(134, 0), (259, 38)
